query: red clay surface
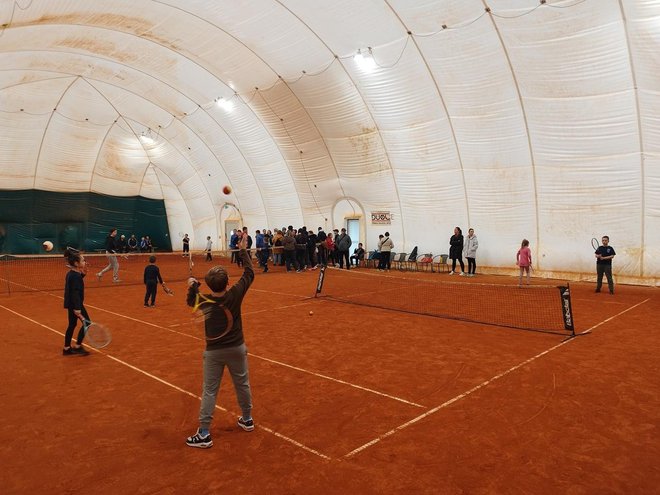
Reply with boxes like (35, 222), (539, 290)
(1, 256), (658, 494)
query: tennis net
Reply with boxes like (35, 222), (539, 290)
(314, 267), (575, 335)
(0, 251), (235, 294)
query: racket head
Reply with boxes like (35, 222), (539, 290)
(83, 321), (112, 349)
(192, 293), (233, 342)
(591, 237), (599, 251)
(162, 283), (174, 296)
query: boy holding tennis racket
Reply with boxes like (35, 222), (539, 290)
(595, 235), (616, 294)
(62, 248), (90, 356)
(185, 231), (255, 448)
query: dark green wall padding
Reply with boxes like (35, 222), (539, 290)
(0, 190), (172, 254)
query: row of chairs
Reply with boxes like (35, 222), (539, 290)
(362, 250), (450, 273)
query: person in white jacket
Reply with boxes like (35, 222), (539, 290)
(463, 228), (479, 277)
(377, 232), (394, 271)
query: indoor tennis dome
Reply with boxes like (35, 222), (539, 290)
(1, 0), (658, 285)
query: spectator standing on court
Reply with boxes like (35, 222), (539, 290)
(449, 227), (465, 276)
(205, 236), (213, 262)
(377, 232), (394, 271)
(96, 228), (121, 283)
(295, 228), (308, 270)
(336, 228), (352, 269)
(182, 234), (190, 257)
(463, 228), (479, 277)
(324, 232), (336, 268)
(594, 235), (616, 295)
(316, 227), (327, 267)
(516, 239), (532, 287)
(62, 247), (90, 356)
(255, 230), (269, 273)
(229, 230), (239, 266)
(143, 255), (164, 307)
(271, 229), (283, 266)
(282, 229), (299, 272)
(307, 228), (318, 268)
(185, 231), (255, 449)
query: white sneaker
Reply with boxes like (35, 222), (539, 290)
(449, 271), (454, 275)
(459, 272), (466, 276)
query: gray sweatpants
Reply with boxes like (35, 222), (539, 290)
(98, 253), (119, 280)
(199, 343), (252, 430)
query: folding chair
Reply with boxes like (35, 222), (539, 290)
(432, 254), (449, 273)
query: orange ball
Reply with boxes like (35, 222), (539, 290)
(222, 185), (232, 195)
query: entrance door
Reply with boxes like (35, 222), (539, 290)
(347, 218), (360, 254)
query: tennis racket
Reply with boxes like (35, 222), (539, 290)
(191, 290), (234, 342)
(591, 237), (599, 251)
(162, 282), (174, 296)
(82, 320), (112, 348)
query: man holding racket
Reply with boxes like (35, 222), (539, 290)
(96, 228), (121, 283)
(595, 235), (616, 295)
(185, 230), (255, 448)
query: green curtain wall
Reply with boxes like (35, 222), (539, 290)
(0, 190), (172, 254)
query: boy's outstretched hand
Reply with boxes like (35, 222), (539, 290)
(238, 232), (248, 250)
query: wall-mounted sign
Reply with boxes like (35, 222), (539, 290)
(371, 211), (391, 224)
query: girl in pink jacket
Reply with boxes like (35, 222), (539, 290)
(516, 239), (532, 287)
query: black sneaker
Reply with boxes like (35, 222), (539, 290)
(63, 347), (75, 356)
(237, 417), (254, 432)
(186, 429), (213, 448)
(72, 346), (90, 356)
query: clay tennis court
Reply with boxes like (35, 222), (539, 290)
(1, 255), (658, 494)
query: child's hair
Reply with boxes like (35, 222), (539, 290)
(521, 239), (529, 248)
(205, 266), (229, 292)
(149, 255), (156, 263)
(602, 235), (609, 241)
(64, 247), (82, 266)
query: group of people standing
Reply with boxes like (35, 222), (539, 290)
(448, 227), (616, 293)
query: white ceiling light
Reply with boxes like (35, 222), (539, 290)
(354, 48), (376, 72)
(216, 97), (234, 112)
(139, 129), (155, 145)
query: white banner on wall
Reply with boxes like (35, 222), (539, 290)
(371, 211), (391, 224)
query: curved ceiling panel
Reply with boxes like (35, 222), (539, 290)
(0, 0), (658, 279)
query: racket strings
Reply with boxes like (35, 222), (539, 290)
(191, 293), (234, 341)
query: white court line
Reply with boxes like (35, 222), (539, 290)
(343, 298), (650, 458)
(0, 303), (331, 460)
(4, 281), (416, 408)
(251, 354), (424, 408)
(84, 298), (422, 407)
